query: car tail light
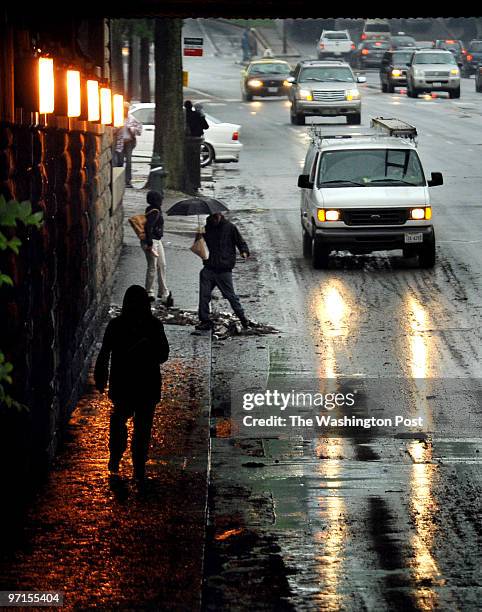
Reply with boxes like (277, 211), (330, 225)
(467, 54), (473, 61)
(319, 43), (324, 49)
(361, 33), (366, 40)
(462, 48), (467, 54)
(445, 39), (455, 44)
(232, 131), (239, 141)
(361, 49), (369, 55)
(351, 43), (355, 50)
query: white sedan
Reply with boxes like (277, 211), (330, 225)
(129, 103), (243, 167)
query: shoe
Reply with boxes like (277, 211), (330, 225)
(195, 320), (213, 331)
(239, 317), (249, 330)
(108, 459), (119, 474)
(159, 291), (174, 307)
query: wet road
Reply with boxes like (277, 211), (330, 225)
(183, 21), (482, 611)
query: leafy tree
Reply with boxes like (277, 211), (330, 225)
(0, 196), (43, 411)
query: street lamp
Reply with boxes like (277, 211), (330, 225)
(100, 86), (112, 124)
(38, 57), (54, 114)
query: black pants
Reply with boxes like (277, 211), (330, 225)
(198, 267), (245, 322)
(109, 401), (156, 479)
(122, 140), (135, 185)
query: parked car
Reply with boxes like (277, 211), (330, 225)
(354, 40), (391, 69)
(379, 49), (414, 92)
(360, 19), (391, 42)
(389, 35), (417, 50)
(475, 64), (482, 91)
(463, 40), (482, 76)
(129, 103), (243, 167)
(298, 118), (443, 269)
(287, 59), (365, 126)
(317, 30), (355, 61)
(240, 59), (292, 101)
(406, 50), (460, 98)
(433, 39), (466, 68)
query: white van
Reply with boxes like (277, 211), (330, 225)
(318, 30), (354, 60)
(297, 118), (444, 269)
(361, 19), (391, 42)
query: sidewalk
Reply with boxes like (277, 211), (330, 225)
(0, 180), (214, 609)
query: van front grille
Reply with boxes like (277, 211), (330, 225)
(343, 209), (408, 226)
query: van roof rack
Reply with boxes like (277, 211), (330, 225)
(308, 117), (418, 147)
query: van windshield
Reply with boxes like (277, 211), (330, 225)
(300, 66), (354, 82)
(317, 149), (425, 187)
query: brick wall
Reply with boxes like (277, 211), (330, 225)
(0, 121), (123, 485)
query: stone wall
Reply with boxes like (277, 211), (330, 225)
(0, 121), (123, 485)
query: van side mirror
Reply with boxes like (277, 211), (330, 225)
(428, 171), (443, 187)
(357, 75), (367, 83)
(298, 174), (313, 189)
(286, 76), (295, 83)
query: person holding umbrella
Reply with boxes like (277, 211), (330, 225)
(166, 196), (251, 331)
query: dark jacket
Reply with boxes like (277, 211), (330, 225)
(94, 287), (169, 405)
(204, 215), (249, 272)
(186, 109), (209, 137)
(144, 205), (164, 246)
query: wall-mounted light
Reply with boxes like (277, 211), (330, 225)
(100, 86), (112, 124)
(86, 80), (100, 122)
(38, 57), (55, 114)
(112, 94), (124, 127)
(67, 70), (81, 117)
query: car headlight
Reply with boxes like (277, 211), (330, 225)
(283, 80), (292, 87)
(317, 209), (341, 222)
(410, 207), (432, 220)
(450, 68), (459, 75)
(247, 79), (263, 87)
(345, 89), (360, 101)
(298, 88), (313, 101)
(391, 69), (402, 77)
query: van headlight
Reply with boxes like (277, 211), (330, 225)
(345, 89), (360, 101)
(410, 207), (432, 220)
(450, 68), (460, 76)
(247, 79), (263, 87)
(317, 209), (341, 222)
(391, 69), (402, 77)
(298, 88), (313, 101)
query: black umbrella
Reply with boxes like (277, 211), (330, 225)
(166, 196), (229, 217)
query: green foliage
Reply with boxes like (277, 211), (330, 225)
(0, 195), (44, 413)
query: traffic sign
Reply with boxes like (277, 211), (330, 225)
(184, 37), (203, 57)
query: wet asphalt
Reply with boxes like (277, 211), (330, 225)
(185, 20), (482, 611)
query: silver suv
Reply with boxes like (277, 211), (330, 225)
(406, 50), (460, 98)
(288, 60), (365, 126)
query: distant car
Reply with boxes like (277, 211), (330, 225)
(317, 30), (355, 61)
(354, 40), (391, 68)
(406, 49), (460, 98)
(379, 49), (414, 92)
(463, 40), (482, 76)
(390, 35), (417, 50)
(240, 59), (292, 101)
(288, 59), (365, 126)
(129, 103), (243, 167)
(433, 39), (466, 67)
(360, 19), (391, 42)
(475, 64), (482, 92)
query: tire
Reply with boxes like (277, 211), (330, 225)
(242, 89), (253, 102)
(387, 81), (395, 93)
(418, 233), (436, 269)
(449, 87), (460, 99)
(290, 104), (305, 125)
(302, 229), (312, 258)
(200, 142), (214, 167)
(381, 81), (388, 93)
(402, 248), (416, 259)
(312, 237), (330, 269)
(347, 113), (361, 125)
(476, 80), (482, 93)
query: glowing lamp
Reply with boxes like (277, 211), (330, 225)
(39, 57), (54, 114)
(67, 70), (81, 117)
(361, 49), (369, 56)
(86, 80), (100, 121)
(112, 94), (124, 127)
(100, 86), (112, 124)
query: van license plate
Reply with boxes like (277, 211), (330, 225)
(405, 233), (423, 244)
(432, 82), (442, 87)
(268, 87), (278, 93)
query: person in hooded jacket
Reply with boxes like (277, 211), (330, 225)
(142, 190), (173, 306)
(94, 285), (170, 482)
(196, 212), (250, 331)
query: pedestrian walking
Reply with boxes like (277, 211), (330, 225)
(196, 212), (251, 331)
(241, 28), (251, 62)
(94, 285), (170, 483)
(115, 110), (143, 187)
(142, 190), (173, 306)
(184, 100), (209, 138)
(248, 28), (258, 59)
